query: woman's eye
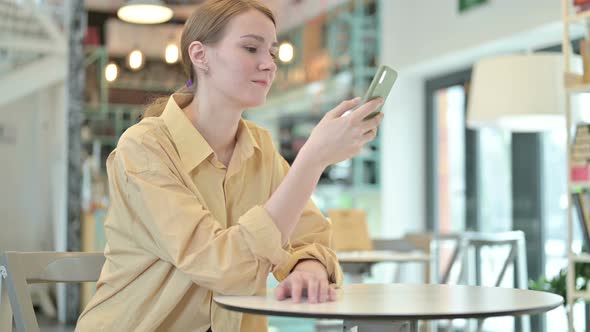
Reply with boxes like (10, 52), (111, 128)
(270, 53), (277, 61)
(245, 47), (257, 53)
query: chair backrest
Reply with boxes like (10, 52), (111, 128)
(372, 238), (419, 252)
(403, 231), (530, 332)
(0, 251), (105, 332)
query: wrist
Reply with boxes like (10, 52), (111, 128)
(295, 145), (327, 172)
(291, 258), (319, 271)
(291, 259), (328, 278)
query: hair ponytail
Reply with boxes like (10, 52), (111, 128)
(143, 85), (195, 118)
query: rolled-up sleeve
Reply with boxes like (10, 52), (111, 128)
(269, 152), (344, 286)
(111, 135), (291, 295)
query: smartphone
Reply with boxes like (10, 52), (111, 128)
(358, 65), (398, 120)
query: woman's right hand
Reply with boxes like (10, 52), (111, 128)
(299, 97), (385, 169)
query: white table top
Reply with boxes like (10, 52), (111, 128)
(336, 250), (430, 263)
(214, 283), (562, 320)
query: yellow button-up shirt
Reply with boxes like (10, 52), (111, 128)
(76, 94), (343, 332)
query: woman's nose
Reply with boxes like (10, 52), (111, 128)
(259, 58), (277, 72)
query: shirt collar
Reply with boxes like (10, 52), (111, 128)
(235, 118), (261, 160)
(161, 93), (261, 173)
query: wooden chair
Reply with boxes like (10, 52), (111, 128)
(0, 251), (105, 332)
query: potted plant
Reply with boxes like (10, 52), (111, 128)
(529, 262), (590, 330)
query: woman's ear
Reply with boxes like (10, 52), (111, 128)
(188, 41), (209, 73)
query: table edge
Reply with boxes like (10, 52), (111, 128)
(213, 298), (563, 321)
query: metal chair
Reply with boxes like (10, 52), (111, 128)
(0, 251), (105, 332)
(430, 231), (530, 332)
(372, 238), (428, 283)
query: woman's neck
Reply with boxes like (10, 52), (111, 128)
(183, 90), (243, 165)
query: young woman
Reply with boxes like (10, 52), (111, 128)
(76, 0), (384, 331)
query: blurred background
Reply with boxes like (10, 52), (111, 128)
(2, 0), (590, 331)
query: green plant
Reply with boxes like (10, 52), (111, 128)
(529, 262), (590, 306)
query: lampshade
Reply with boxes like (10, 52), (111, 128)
(117, 0), (173, 25)
(467, 53), (579, 132)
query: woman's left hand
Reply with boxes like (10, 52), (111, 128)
(274, 260), (337, 303)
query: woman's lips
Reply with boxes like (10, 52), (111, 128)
(252, 80), (268, 87)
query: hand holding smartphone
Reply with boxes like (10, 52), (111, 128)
(305, 65), (397, 168)
(356, 65), (398, 120)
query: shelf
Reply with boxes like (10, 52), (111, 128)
(568, 253), (590, 302)
(566, 82), (590, 94)
(565, 73), (590, 93)
(570, 253), (590, 263)
(315, 183), (380, 193)
(567, 9), (590, 23)
(572, 290), (590, 301)
(249, 70), (354, 118)
(571, 181), (590, 191)
(108, 81), (179, 92)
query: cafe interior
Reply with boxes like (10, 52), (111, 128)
(2, 0), (590, 331)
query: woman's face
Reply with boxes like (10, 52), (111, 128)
(205, 9), (278, 109)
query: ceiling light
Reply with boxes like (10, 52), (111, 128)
(128, 49), (144, 70)
(165, 43), (179, 64)
(278, 41), (294, 63)
(105, 62), (118, 82)
(117, 0), (173, 25)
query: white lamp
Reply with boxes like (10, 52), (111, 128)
(165, 43), (179, 64)
(117, 0), (173, 25)
(467, 53), (579, 132)
(128, 49), (144, 70)
(278, 41), (294, 63)
(105, 62), (118, 82)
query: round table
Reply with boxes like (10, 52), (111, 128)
(214, 283), (562, 332)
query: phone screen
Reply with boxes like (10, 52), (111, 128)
(360, 65), (398, 120)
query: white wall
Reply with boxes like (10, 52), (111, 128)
(384, 0), (561, 71)
(379, 0), (564, 236)
(0, 83), (66, 252)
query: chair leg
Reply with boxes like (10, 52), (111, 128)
(1, 266), (13, 332)
(392, 264), (401, 283)
(516, 237), (531, 332)
(476, 318), (484, 332)
(3, 254), (41, 332)
(441, 245), (462, 284)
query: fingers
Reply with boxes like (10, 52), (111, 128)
(328, 285), (337, 301)
(360, 128), (378, 145)
(277, 273), (334, 304)
(359, 112), (384, 132)
(291, 277), (303, 303)
(307, 277), (319, 304)
(357, 113), (382, 146)
(275, 283), (288, 301)
(326, 97), (361, 119)
(318, 279), (329, 303)
(351, 97), (384, 122)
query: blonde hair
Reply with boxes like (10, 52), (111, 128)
(143, 0), (276, 118)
